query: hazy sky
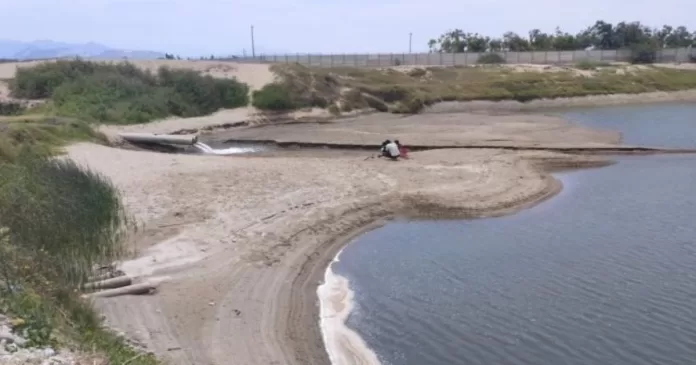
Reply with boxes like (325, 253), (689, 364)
(1, 0), (694, 56)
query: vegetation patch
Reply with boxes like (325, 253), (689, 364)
(10, 59), (249, 124)
(0, 116), (102, 163)
(274, 63), (696, 114)
(0, 101), (24, 116)
(574, 60), (612, 70)
(252, 83), (296, 111)
(251, 64), (341, 112)
(0, 150), (157, 364)
(477, 53), (506, 64)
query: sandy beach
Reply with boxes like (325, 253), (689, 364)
(64, 108), (616, 365)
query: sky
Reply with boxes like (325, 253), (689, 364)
(0, 0), (694, 57)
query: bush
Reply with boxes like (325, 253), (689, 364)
(0, 101), (24, 116)
(327, 104), (340, 115)
(252, 83), (295, 110)
(0, 118), (101, 163)
(391, 96), (426, 114)
(477, 53), (506, 64)
(407, 68), (427, 77)
(575, 60), (611, 70)
(630, 44), (657, 64)
(10, 59), (249, 124)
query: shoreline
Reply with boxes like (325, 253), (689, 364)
(318, 247), (381, 365)
(313, 167), (568, 365)
(425, 89), (696, 113)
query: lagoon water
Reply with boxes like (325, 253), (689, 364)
(561, 103), (696, 148)
(330, 105), (696, 365)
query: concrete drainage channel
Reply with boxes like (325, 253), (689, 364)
(118, 132), (375, 158)
(119, 132), (266, 156)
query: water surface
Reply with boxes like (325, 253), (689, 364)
(561, 103), (696, 148)
(333, 154), (696, 365)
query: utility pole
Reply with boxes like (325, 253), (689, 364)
(409, 32), (413, 53)
(251, 25), (256, 58)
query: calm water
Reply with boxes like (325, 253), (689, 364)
(561, 103), (696, 148)
(333, 154), (696, 365)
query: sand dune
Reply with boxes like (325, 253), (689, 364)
(0, 60), (274, 90)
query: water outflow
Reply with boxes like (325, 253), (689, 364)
(192, 142), (257, 155)
(193, 142), (214, 153)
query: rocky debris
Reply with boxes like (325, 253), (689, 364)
(110, 327), (150, 354)
(0, 313), (80, 365)
(0, 342), (80, 365)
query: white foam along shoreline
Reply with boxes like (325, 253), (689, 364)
(318, 248), (382, 365)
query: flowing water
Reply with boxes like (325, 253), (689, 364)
(192, 141), (262, 155)
(326, 105), (696, 365)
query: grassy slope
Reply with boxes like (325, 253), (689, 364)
(0, 60), (258, 365)
(0, 115), (104, 163)
(253, 63), (696, 113)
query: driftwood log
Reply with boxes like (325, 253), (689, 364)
(85, 282), (158, 298)
(83, 275), (132, 291)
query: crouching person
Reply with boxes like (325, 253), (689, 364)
(379, 139), (400, 161)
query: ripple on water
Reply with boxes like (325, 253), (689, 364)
(333, 154), (696, 365)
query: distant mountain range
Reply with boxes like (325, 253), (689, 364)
(0, 40), (165, 60)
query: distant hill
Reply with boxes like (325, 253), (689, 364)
(0, 39), (165, 60)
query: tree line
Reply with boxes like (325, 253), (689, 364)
(428, 20), (695, 53)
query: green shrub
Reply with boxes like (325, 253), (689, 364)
(327, 104), (340, 115)
(252, 83), (295, 110)
(0, 101), (24, 116)
(391, 96), (426, 113)
(407, 68), (427, 77)
(575, 60), (611, 70)
(477, 53), (506, 64)
(630, 44), (657, 64)
(9, 59), (249, 124)
(0, 118), (101, 163)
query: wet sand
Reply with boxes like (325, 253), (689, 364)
(67, 113), (613, 365)
(319, 249), (381, 365)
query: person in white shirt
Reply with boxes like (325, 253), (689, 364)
(379, 139), (400, 160)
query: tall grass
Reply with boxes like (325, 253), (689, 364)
(0, 156), (129, 286)
(0, 117), (101, 163)
(0, 153), (156, 363)
(10, 59), (250, 124)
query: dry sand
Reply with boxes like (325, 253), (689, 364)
(211, 111), (622, 149)
(65, 111), (616, 365)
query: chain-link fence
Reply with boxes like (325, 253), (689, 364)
(223, 47), (695, 67)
